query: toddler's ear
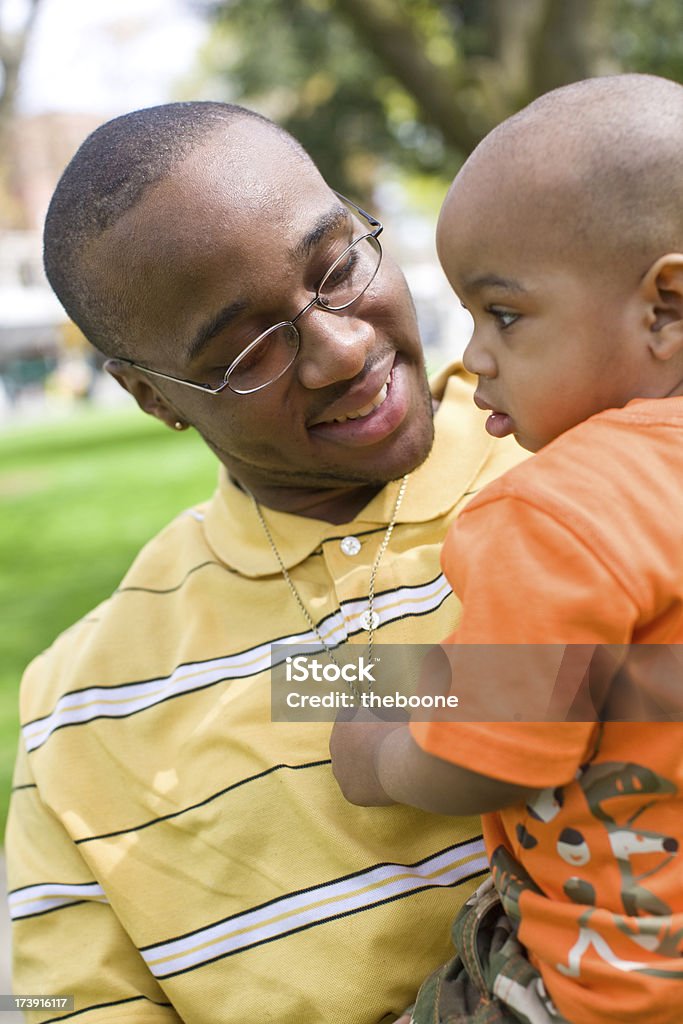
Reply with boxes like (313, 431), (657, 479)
(642, 254), (683, 360)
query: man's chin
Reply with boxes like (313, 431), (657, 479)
(207, 368), (435, 492)
(318, 382), (435, 485)
(307, 418), (436, 489)
(224, 428), (435, 494)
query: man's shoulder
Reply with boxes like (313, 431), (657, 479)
(19, 501), (213, 726)
(115, 499), (212, 590)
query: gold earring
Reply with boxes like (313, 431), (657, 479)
(174, 421), (186, 431)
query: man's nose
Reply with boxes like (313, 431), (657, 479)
(462, 331), (497, 379)
(295, 306), (372, 390)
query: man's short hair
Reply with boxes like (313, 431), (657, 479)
(43, 101), (305, 357)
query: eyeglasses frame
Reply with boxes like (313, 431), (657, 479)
(112, 192), (384, 396)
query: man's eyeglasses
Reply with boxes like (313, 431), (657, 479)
(116, 193), (383, 396)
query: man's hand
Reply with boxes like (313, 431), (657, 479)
(329, 705), (403, 806)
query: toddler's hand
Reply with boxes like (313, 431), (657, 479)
(329, 705), (403, 806)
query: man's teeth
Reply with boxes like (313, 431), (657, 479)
(331, 382), (388, 424)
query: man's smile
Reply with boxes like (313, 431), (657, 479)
(307, 356), (414, 447)
(309, 354), (394, 426)
(327, 381), (389, 423)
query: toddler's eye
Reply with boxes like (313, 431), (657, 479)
(488, 307), (519, 329)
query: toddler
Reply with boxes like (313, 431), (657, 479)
(331, 73), (683, 1024)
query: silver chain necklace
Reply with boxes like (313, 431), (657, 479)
(249, 475), (409, 696)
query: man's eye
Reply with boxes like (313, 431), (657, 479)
(324, 246), (359, 290)
(488, 307), (519, 329)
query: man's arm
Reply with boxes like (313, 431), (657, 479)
(7, 741), (182, 1024)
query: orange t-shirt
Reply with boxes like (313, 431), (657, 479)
(413, 397), (683, 1024)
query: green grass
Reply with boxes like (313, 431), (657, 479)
(0, 405), (218, 831)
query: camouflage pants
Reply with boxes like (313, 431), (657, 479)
(410, 879), (571, 1024)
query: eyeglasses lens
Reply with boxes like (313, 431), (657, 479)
(228, 323), (299, 395)
(319, 234), (382, 310)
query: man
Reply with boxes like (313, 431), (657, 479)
(6, 102), (523, 1024)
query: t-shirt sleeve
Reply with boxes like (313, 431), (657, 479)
(413, 490), (639, 788)
(442, 491), (639, 645)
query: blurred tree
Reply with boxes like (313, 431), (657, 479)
(610, 0), (683, 82)
(192, 0), (683, 196)
(0, 0), (42, 225)
(0, 0), (41, 143)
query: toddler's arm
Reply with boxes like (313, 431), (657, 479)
(330, 709), (540, 813)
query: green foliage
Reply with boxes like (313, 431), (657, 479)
(202, 2), (388, 196)
(193, 0), (683, 197)
(196, 0), (457, 195)
(0, 407), (217, 830)
(612, 0), (683, 82)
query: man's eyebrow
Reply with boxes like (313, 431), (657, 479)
(290, 205), (351, 260)
(183, 299), (249, 363)
(461, 274), (528, 294)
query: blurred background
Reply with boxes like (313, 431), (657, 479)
(1, 0), (683, 1006)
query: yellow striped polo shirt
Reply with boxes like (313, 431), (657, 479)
(7, 366), (525, 1024)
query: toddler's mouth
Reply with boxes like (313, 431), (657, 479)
(473, 392), (514, 439)
(484, 411), (514, 439)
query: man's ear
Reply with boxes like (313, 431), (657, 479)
(104, 359), (187, 430)
(641, 254), (683, 360)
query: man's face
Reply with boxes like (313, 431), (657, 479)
(98, 123), (434, 495)
(436, 166), (656, 453)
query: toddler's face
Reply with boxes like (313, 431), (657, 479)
(436, 174), (655, 452)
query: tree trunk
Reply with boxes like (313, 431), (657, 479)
(0, 0), (42, 141)
(331, 0), (482, 154)
(330, 0), (616, 155)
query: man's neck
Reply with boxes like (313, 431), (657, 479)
(232, 477), (385, 524)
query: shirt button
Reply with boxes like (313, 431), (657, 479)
(360, 609), (380, 631)
(340, 535), (362, 556)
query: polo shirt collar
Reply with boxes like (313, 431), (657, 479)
(203, 363), (496, 577)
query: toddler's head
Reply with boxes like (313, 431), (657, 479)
(437, 73), (683, 451)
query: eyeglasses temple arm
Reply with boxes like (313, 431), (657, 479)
(332, 190), (382, 230)
(111, 358), (226, 395)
